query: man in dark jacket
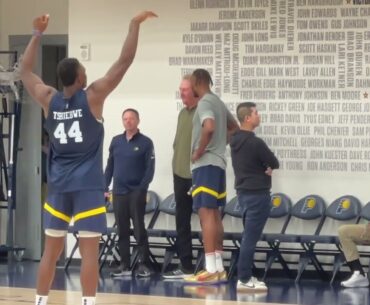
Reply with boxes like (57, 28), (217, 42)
(105, 108), (155, 278)
(230, 102), (279, 292)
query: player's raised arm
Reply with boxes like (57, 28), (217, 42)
(20, 14), (56, 115)
(86, 11), (157, 114)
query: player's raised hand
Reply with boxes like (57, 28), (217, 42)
(33, 14), (50, 33)
(132, 11), (158, 24)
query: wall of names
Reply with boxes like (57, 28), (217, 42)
(168, 0), (370, 173)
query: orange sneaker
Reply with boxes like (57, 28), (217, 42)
(184, 270), (219, 284)
(218, 270), (228, 283)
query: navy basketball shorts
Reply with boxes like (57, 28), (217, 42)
(191, 165), (226, 211)
(43, 190), (107, 233)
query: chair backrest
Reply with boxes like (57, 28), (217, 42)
(146, 190), (160, 228)
(221, 196), (243, 235)
(263, 193), (293, 235)
(360, 201), (370, 221)
(150, 193), (177, 230)
(325, 195), (362, 221)
(291, 194), (326, 220)
(146, 190), (160, 213)
(270, 193), (292, 218)
(319, 195), (362, 236)
(159, 193), (177, 215)
(222, 194), (292, 235)
(223, 196), (243, 219)
(105, 191), (115, 227)
(284, 194), (326, 235)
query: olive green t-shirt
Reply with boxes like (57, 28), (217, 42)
(172, 106), (196, 179)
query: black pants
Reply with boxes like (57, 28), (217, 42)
(113, 190), (149, 267)
(174, 174), (193, 270)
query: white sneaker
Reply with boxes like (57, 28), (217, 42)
(341, 271), (369, 288)
(237, 277), (268, 292)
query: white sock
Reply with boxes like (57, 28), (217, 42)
(215, 251), (224, 272)
(205, 252), (217, 273)
(82, 296), (96, 305)
(35, 295), (48, 305)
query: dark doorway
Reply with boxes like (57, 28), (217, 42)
(42, 45), (66, 90)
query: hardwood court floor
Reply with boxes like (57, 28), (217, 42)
(0, 286), (290, 305)
(0, 261), (369, 305)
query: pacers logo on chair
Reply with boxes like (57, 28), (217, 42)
(271, 195), (281, 211)
(233, 201), (241, 212)
(170, 199), (176, 210)
(336, 198), (351, 214)
(301, 197), (316, 213)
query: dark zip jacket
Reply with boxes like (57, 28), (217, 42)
(230, 130), (279, 192)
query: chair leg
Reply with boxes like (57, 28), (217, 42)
(330, 253), (345, 284)
(64, 236), (79, 271)
(262, 251), (278, 281)
(310, 253), (328, 281)
(195, 250), (204, 273)
(130, 246), (139, 269)
(296, 254), (310, 283)
(149, 250), (161, 271)
(161, 249), (175, 273)
(99, 237), (117, 272)
(228, 250), (239, 279)
(277, 253), (294, 279)
(98, 236), (110, 261)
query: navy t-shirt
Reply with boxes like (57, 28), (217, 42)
(44, 89), (104, 193)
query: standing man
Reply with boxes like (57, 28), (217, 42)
(163, 75), (199, 279)
(230, 102), (279, 292)
(105, 108), (155, 278)
(185, 69), (239, 284)
(20, 12), (156, 305)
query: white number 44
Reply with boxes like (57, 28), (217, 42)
(54, 121), (83, 144)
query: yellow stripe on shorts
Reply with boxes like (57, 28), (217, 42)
(74, 206), (107, 222)
(44, 202), (71, 223)
(192, 186), (227, 199)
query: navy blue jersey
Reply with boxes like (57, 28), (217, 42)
(44, 89), (104, 193)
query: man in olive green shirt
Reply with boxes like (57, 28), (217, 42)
(163, 75), (199, 279)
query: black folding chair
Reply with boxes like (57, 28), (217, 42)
(262, 194), (327, 281)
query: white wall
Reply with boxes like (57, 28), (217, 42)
(68, 0), (370, 206)
(0, 0), (68, 49)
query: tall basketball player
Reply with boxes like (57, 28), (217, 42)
(20, 11), (157, 305)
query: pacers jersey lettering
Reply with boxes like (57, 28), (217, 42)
(53, 109), (83, 120)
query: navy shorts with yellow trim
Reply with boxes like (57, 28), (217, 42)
(192, 165), (226, 210)
(43, 190), (107, 233)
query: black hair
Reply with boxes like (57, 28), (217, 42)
(192, 69), (213, 86)
(57, 57), (80, 87)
